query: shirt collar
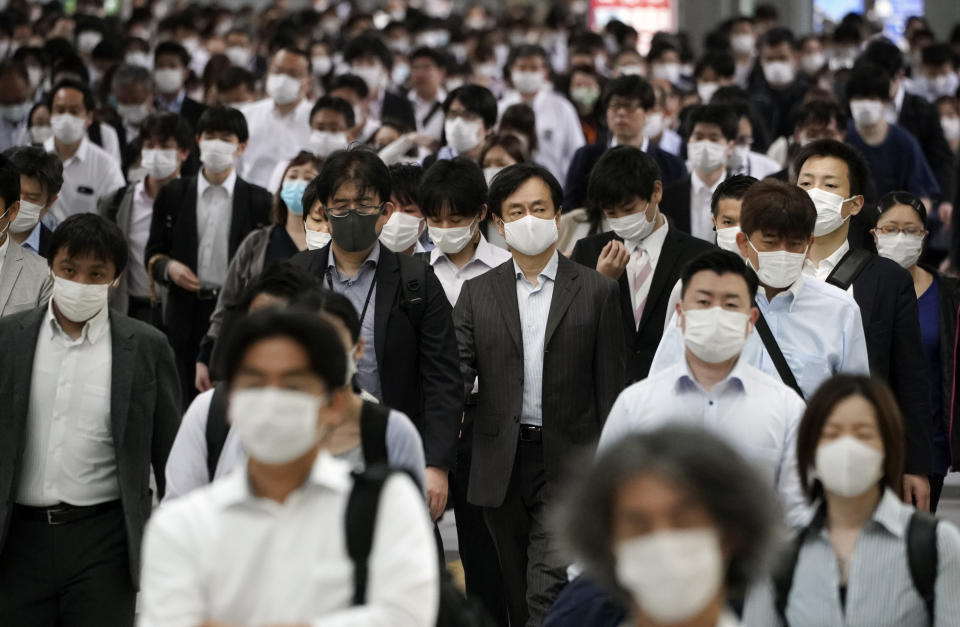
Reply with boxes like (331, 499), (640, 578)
(805, 240), (849, 278)
(430, 232), (500, 267)
(513, 249), (559, 284)
(624, 216), (669, 255)
(157, 89), (185, 111)
(327, 241), (381, 272)
(410, 87), (446, 107)
(0, 231), (9, 260)
(45, 136), (90, 165)
(217, 451), (353, 508)
(757, 273), (805, 312)
(690, 169), (724, 196)
(675, 352), (749, 395)
(609, 136), (649, 152)
(871, 487), (911, 538)
(23, 222), (41, 253)
(197, 168), (238, 198)
(45, 296), (111, 345)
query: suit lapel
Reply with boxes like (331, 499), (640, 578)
(0, 242), (24, 314)
(10, 310), (44, 433)
(544, 256), (581, 347)
(637, 229), (681, 331)
(851, 258), (878, 328)
(228, 178), (249, 257)
(181, 179), (200, 270)
(109, 314), (136, 448)
(493, 262), (522, 352)
(373, 249), (399, 368)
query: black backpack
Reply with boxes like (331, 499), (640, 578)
(346, 465), (497, 627)
(772, 505), (939, 625)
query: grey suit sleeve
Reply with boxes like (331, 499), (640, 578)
(453, 279), (478, 403)
(36, 273), (52, 308)
(593, 277), (628, 425)
(151, 333), (183, 499)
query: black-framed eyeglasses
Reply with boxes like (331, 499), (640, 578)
(326, 202), (384, 217)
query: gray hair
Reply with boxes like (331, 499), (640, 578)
(111, 64), (153, 92)
(560, 426), (780, 605)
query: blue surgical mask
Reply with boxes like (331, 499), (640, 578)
(281, 180), (309, 215)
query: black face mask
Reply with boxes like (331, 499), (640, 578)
(326, 207), (383, 252)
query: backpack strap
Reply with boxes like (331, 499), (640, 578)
(421, 100), (443, 126)
(396, 252), (428, 327)
(105, 186), (128, 225)
(87, 121), (103, 147)
(906, 511), (939, 623)
(205, 383), (230, 482)
(772, 504), (825, 623)
(825, 248), (872, 291)
(345, 465), (394, 605)
(359, 401), (390, 467)
(754, 309), (805, 399)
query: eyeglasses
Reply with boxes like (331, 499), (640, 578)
(875, 224), (926, 236)
(607, 98), (642, 113)
(326, 202), (384, 217)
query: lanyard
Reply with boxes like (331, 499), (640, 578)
(326, 263), (377, 326)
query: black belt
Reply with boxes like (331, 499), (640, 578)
(519, 425), (542, 443)
(196, 287), (221, 301)
(13, 500), (122, 525)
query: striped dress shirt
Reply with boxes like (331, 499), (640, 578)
(743, 488), (960, 626)
(515, 251), (558, 427)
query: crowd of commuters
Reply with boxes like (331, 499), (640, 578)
(1, 1), (960, 626)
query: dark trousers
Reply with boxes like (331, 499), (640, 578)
(483, 439), (567, 627)
(127, 296), (159, 328)
(167, 293), (217, 409)
(930, 473), (946, 513)
(0, 504), (135, 626)
(455, 415), (509, 627)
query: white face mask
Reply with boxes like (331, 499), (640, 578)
(30, 125), (53, 145)
(807, 187), (855, 237)
(697, 82), (719, 103)
(351, 65), (385, 92)
(730, 33), (756, 55)
(77, 30), (103, 54)
(228, 387), (326, 464)
(124, 52), (152, 69)
(312, 56), (332, 76)
(52, 275), (110, 322)
(266, 73), (303, 106)
(51, 114), (87, 145)
(199, 139), (237, 173)
(512, 70), (544, 94)
(651, 62), (681, 84)
(502, 214), (558, 256)
(940, 116), (960, 142)
(225, 45), (252, 67)
(715, 226), (741, 253)
(849, 99), (885, 128)
(924, 73), (960, 99)
(801, 52), (826, 75)
(117, 102), (150, 126)
(747, 240), (807, 289)
(607, 209), (656, 243)
(27, 66), (44, 89)
(444, 117), (483, 154)
(643, 111), (664, 139)
(429, 219), (477, 255)
(379, 212), (423, 252)
(304, 228), (331, 250)
(154, 68), (184, 93)
(483, 167), (502, 187)
(141, 148), (179, 180)
(727, 143), (751, 170)
(762, 60), (796, 86)
(618, 64), (646, 77)
(682, 306), (750, 363)
(0, 101), (30, 124)
(876, 232), (924, 269)
(615, 528), (724, 624)
(309, 130), (348, 158)
(688, 140), (728, 173)
(815, 435), (884, 497)
(11, 198), (43, 233)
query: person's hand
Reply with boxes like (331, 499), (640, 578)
(903, 474), (930, 511)
(167, 260), (200, 292)
(406, 132), (440, 150)
(424, 466), (449, 521)
(596, 240), (630, 280)
(195, 362), (213, 393)
(938, 202), (953, 229)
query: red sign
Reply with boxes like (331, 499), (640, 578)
(590, 0), (676, 54)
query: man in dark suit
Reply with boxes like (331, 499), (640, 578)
(572, 146), (714, 382)
(563, 75), (686, 210)
(455, 163), (627, 626)
(796, 139), (932, 511)
(289, 147), (462, 523)
(153, 41), (206, 131)
(343, 34), (417, 131)
(0, 213), (181, 625)
(145, 106), (271, 406)
(6, 145), (63, 259)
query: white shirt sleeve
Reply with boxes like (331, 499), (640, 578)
(663, 281), (683, 334)
(838, 301), (871, 375)
(649, 318), (685, 375)
(597, 390), (632, 454)
(98, 122), (123, 165)
(100, 151), (127, 201)
(778, 393), (813, 529)
(163, 390), (215, 502)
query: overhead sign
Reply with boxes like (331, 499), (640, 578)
(589, 0), (677, 55)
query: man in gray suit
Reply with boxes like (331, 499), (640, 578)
(0, 214), (181, 626)
(454, 163), (627, 626)
(0, 154), (51, 316)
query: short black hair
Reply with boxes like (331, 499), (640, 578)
(861, 38), (904, 77)
(291, 289), (362, 344)
(222, 308), (347, 392)
(343, 34), (392, 70)
(846, 63), (891, 102)
(601, 75), (655, 111)
(195, 106), (249, 143)
(586, 146), (661, 216)
(711, 174), (758, 216)
(48, 213), (128, 276)
(154, 40), (190, 66)
(111, 63), (152, 92)
(878, 190), (927, 223)
(0, 59), (28, 84)
(6, 145), (64, 198)
(740, 178), (816, 240)
(686, 103), (739, 141)
(47, 78), (96, 113)
(389, 162), (422, 207)
(793, 138), (871, 197)
(409, 46), (449, 71)
(215, 66), (256, 94)
(419, 157), (487, 219)
(310, 96), (355, 128)
(443, 85), (498, 130)
(759, 26), (795, 50)
(139, 112), (194, 150)
(0, 156), (19, 208)
(273, 46), (312, 74)
(507, 44), (550, 70)
(922, 43), (955, 68)
(499, 104), (538, 152)
(310, 146), (390, 207)
(681, 249), (759, 300)
(328, 73), (370, 101)
(795, 100), (848, 132)
(695, 51), (736, 79)
(487, 162), (563, 218)
(237, 261), (319, 313)
(647, 39), (678, 64)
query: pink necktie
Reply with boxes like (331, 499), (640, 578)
(633, 247), (653, 328)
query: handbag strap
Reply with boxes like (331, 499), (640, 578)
(754, 309), (805, 399)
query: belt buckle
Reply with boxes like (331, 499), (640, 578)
(46, 507), (67, 526)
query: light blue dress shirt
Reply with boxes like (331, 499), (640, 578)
(515, 251), (558, 427)
(651, 277), (870, 398)
(21, 222), (42, 255)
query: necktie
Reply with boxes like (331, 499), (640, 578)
(632, 246), (653, 328)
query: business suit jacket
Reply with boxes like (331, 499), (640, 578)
(0, 240), (51, 317)
(178, 97), (207, 133)
(899, 92), (955, 204)
(851, 254), (931, 476)
(562, 142), (687, 210)
(144, 175), (272, 334)
(382, 90), (417, 131)
(0, 308), (181, 587)
(33, 223), (53, 258)
(290, 243), (463, 470)
(660, 176), (694, 234)
(571, 228), (715, 382)
(454, 254), (627, 507)
(99, 184), (138, 314)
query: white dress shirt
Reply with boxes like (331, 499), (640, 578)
(44, 136), (125, 226)
(651, 277), (870, 398)
(498, 89), (586, 184)
(140, 452), (439, 627)
(17, 303), (117, 507)
(600, 357), (811, 527)
(126, 180), (156, 298)
(196, 169), (236, 288)
(410, 87), (446, 141)
(0, 116), (29, 152)
(655, 128), (683, 156)
(688, 169), (724, 241)
(430, 234), (512, 307)
(803, 240), (854, 293)
(0, 231), (7, 278)
(238, 97), (314, 189)
(625, 220), (669, 317)
(730, 150), (782, 179)
(515, 250), (558, 427)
